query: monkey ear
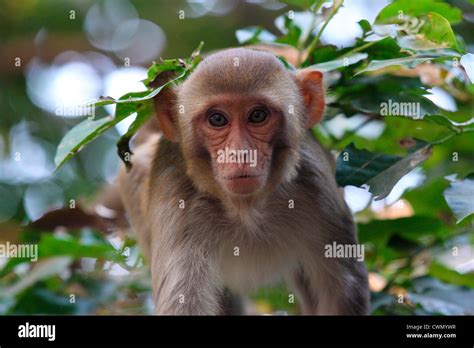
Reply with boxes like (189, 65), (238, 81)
(296, 69), (325, 128)
(153, 87), (177, 142)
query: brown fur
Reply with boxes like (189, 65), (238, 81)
(118, 48), (369, 315)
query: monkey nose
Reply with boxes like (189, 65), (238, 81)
(236, 161), (249, 170)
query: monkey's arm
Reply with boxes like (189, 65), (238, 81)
(118, 136), (224, 315)
(149, 233), (223, 315)
(291, 138), (369, 315)
(117, 134), (161, 260)
(147, 209), (224, 315)
(291, 208), (369, 315)
(144, 142), (224, 315)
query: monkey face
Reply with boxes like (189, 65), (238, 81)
(155, 48), (325, 200)
(194, 95), (282, 196)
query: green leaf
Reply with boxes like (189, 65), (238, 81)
(87, 96), (116, 107)
(310, 53), (367, 72)
(397, 12), (459, 51)
(114, 71), (188, 105)
(358, 20), (371, 36)
(311, 44), (338, 63)
(55, 43), (205, 169)
(359, 216), (449, 248)
(357, 56), (433, 75)
(424, 115), (455, 128)
(276, 55), (296, 71)
(362, 37), (405, 61)
(13, 287), (77, 315)
(55, 71), (186, 170)
(375, 0), (462, 25)
(348, 89), (441, 119)
(116, 103), (154, 167)
(54, 116), (115, 169)
(429, 262), (474, 288)
(38, 234), (123, 262)
(275, 13), (303, 47)
(404, 177), (451, 217)
(460, 53), (474, 83)
(336, 144), (402, 187)
(143, 42), (203, 86)
(443, 176), (474, 223)
(143, 59), (184, 87)
(336, 142), (432, 200)
(366, 145), (432, 200)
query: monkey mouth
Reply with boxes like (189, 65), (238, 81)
(220, 174), (264, 195)
(222, 174), (262, 180)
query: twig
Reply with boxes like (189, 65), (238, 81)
(338, 40), (378, 59)
(306, 0), (344, 60)
(296, 0), (326, 66)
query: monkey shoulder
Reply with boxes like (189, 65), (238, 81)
(280, 137), (356, 234)
(292, 145), (336, 197)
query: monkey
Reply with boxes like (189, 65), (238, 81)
(117, 47), (369, 315)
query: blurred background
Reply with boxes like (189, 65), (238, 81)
(0, 0), (473, 315)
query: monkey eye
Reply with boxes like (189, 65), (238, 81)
(208, 113), (229, 127)
(248, 109), (267, 124)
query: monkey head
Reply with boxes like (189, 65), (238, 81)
(154, 48), (324, 200)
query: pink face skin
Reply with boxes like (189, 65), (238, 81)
(196, 95), (282, 196)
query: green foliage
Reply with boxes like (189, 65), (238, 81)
(54, 115), (115, 169)
(406, 12), (458, 50)
(373, 277), (474, 315)
(357, 56), (435, 74)
(375, 0), (462, 25)
(54, 42), (204, 169)
(429, 262), (474, 288)
(6, 0), (471, 315)
(311, 53), (368, 72)
(359, 216), (450, 249)
(374, 0), (461, 51)
(0, 230), (144, 315)
(336, 142), (432, 200)
(228, 0), (473, 314)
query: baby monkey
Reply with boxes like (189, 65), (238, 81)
(118, 48), (369, 315)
